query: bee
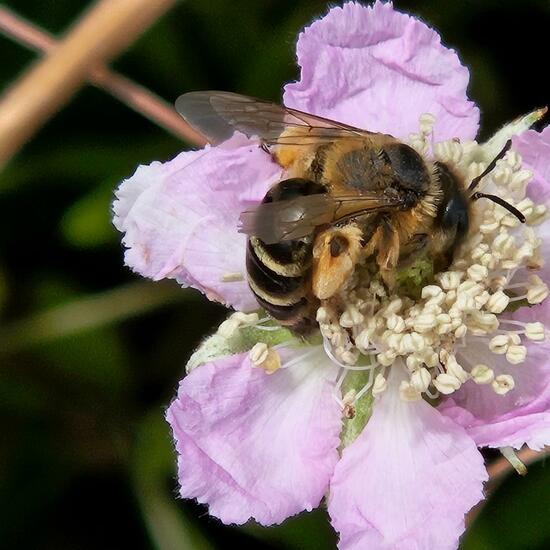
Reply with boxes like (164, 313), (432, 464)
(176, 91), (525, 333)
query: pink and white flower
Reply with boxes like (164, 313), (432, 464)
(113, 2), (550, 549)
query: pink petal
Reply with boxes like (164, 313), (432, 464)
(113, 134), (282, 311)
(513, 125), (550, 202)
(284, 1), (479, 142)
(329, 366), (487, 550)
(441, 310), (550, 450)
(166, 346), (342, 525)
(513, 125), (550, 284)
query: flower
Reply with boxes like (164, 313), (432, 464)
(112, 2), (550, 549)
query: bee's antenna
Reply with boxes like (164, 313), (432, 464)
(471, 191), (526, 223)
(468, 139), (512, 193)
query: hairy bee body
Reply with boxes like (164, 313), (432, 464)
(251, 135), (444, 332)
(175, 91), (523, 334)
(246, 178), (326, 333)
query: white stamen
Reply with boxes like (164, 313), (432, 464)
(340, 306), (364, 328)
(399, 380), (422, 401)
(492, 374), (515, 395)
(489, 334), (511, 354)
(405, 354), (421, 372)
(454, 324), (468, 338)
(433, 373), (461, 395)
(421, 285), (443, 299)
(436, 271), (462, 290)
(355, 328), (372, 351)
(249, 344), (281, 374)
(526, 275), (549, 304)
(506, 345), (527, 365)
(233, 312), (259, 324)
(378, 349), (398, 366)
(500, 447), (528, 476)
(372, 373), (387, 397)
(410, 367), (432, 392)
(387, 314), (406, 333)
(218, 318), (240, 338)
(342, 389), (357, 405)
(254, 324), (285, 332)
(486, 290), (510, 313)
(419, 112), (436, 135)
(471, 364), (495, 385)
(316, 307), (330, 324)
(446, 355), (469, 383)
(249, 342), (268, 365)
(467, 264), (489, 282)
(525, 322), (546, 341)
(413, 313), (437, 333)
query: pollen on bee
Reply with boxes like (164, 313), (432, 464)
(249, 342), (281, 374)
(221, 272), (245, 282)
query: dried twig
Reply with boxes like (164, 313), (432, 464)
(0, 6), (206, 148)
(0, 0), (204, 167)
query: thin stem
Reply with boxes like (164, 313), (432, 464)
(91, 69), (207, 147)
(0, 5), (206, 148)
(0, 1), (206, 168)
(0, 6), (54, 51)
(0, 6), (207, 147)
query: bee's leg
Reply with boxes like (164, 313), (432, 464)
(312, 224), (363, 299)
(399, 233), (428, 266)
(376, 219), (400, 288)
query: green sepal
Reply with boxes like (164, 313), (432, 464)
(482, 107), (547, 162)
(339, 368), (375, 449)
(186, 311), (298, 371)
(239, 323), (296, 350)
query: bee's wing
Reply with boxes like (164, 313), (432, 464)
(175, 91), (375, 145)
(238, 193), (403, 244)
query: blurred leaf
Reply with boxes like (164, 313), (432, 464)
(0, 264), (7, 315)
(462, 458), (550, 550)
(61, 179), (118, 248)
(243, 508), (337, 550)
(0, 138), (178, 193)
(42, 326), (130, 391)
(0, 372), (51, 415)
(0, 280), (188, 353)
(131, 409), (214, 550)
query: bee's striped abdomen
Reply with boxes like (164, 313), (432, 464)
(247, 237), (314, 333)
(245, 178), (326, 333)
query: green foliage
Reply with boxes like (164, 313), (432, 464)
(339, 369), (375, 448)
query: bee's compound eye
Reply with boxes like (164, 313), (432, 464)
(330, 235), (349, 257)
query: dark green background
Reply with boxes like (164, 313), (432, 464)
(1, 1), (549, 548)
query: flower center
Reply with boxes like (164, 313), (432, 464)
(317, 114), (549, 403)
